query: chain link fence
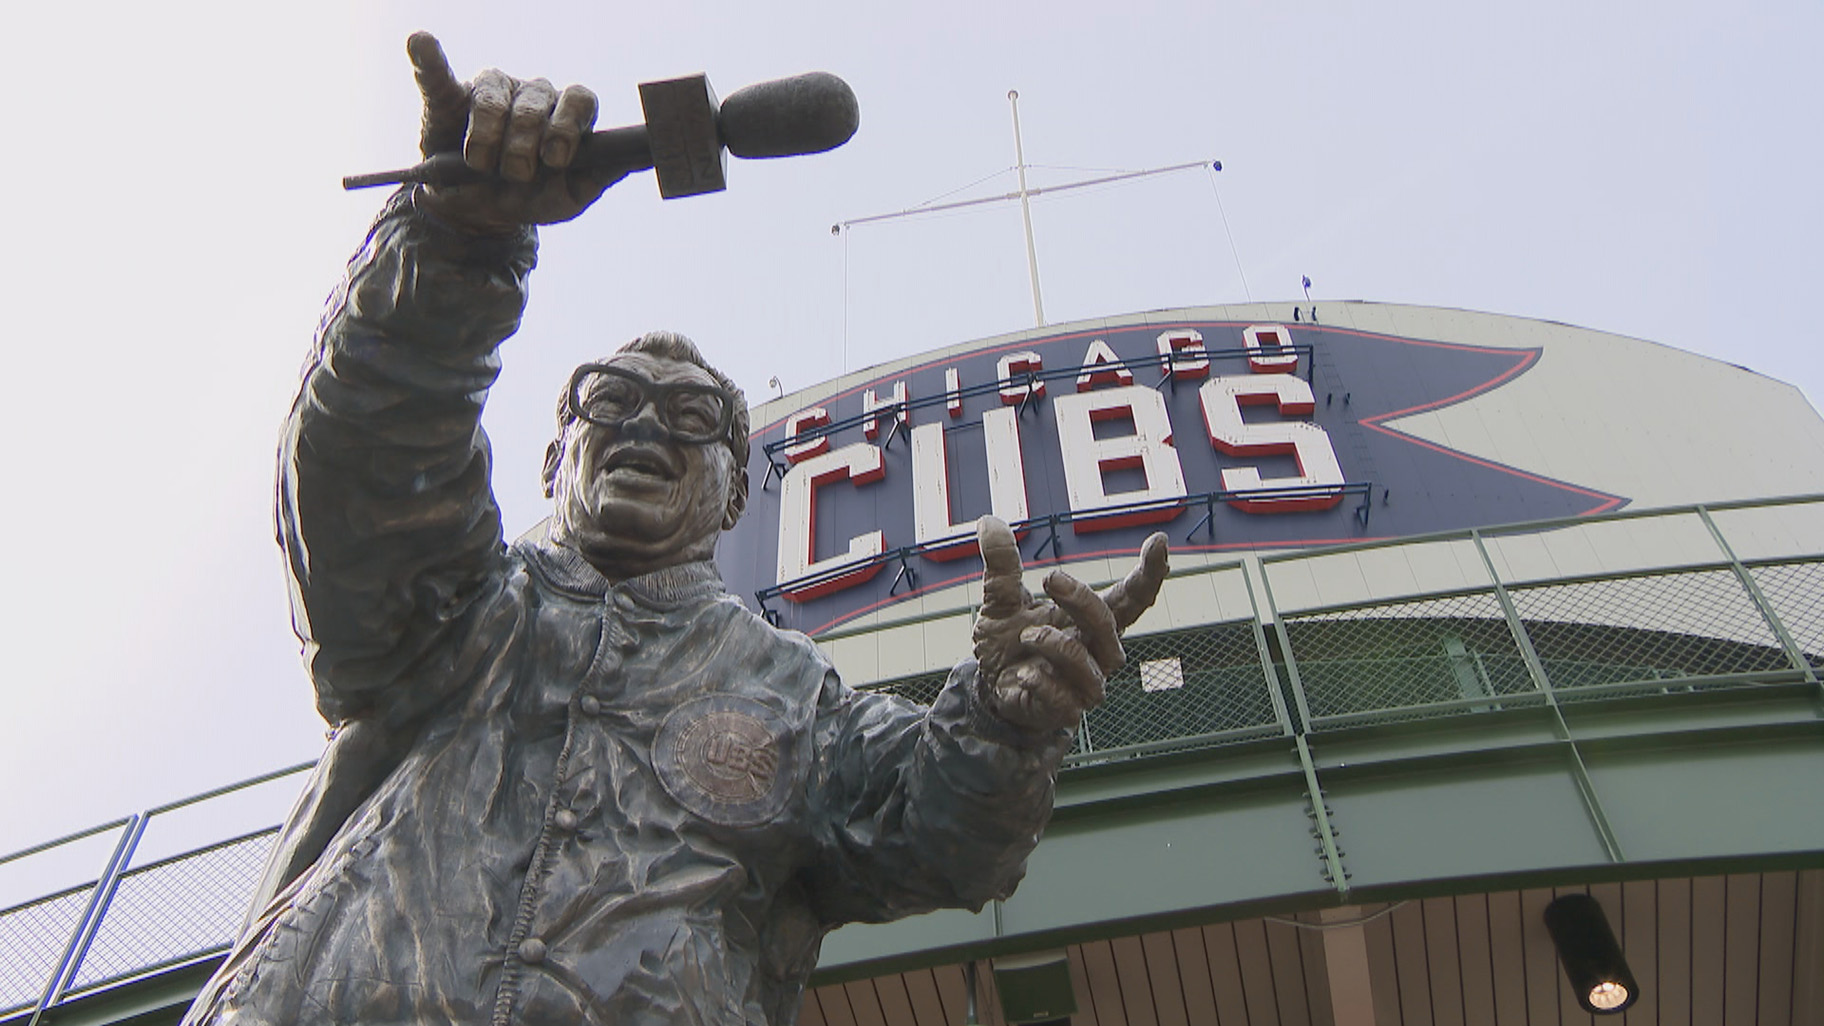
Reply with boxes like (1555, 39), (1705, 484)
(1266, 505), (1823, 729)
(862, 618), (1286, 764)
(865, 670), (949, 709)
(1506, 567), (1791, 700)
(1077, 620), (1284, 758)
(0, 764), (309, 1022)
(1746, 558), (1824, 669)
(1278, 590), (1539, 728)
(0, 885), (94, 1016)
(66, 831), (277, 992)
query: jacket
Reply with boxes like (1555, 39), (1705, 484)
(181, 189), (1069, 1026)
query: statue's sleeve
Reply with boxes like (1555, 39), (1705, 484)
(277, 188), (538, 727)
(803, 660), (1074, 925)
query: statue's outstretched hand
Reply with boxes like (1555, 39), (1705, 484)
(407, 32), (624, 231)
(971, 517), (1169, 734)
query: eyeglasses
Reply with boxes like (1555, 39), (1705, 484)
(566, 363), (738, 445)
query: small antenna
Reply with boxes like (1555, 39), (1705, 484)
(833, 94), (1224, 333)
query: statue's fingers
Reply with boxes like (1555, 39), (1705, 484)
(1018, 625), (1106, 710)
(1042, 570), (1123, 675)
(543, 84), (598, 169)
(1101, 532), (1170, 631)
(407, 32), (464, 107)
(408, 32), (469, 156)
(558, 164), (625, 219)
(977, 515), (1028, 619)
(500, 77), (557, 182)
(464, 68), (515, 173)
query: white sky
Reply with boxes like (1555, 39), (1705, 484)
(3, 1), (1820, 885)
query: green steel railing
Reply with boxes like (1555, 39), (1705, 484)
(0, 764), (312, 1022)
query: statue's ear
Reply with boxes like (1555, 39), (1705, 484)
(723, 468), (749, 529)
(541, 440), (563, 498)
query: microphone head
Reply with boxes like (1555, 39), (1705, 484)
(718, 72), (860, 159)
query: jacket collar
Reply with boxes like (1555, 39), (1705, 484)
(515, 519), (727, 608)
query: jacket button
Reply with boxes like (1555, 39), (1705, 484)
(579, 696), (601, 715)
(518, 937), (547, 964)
(553, 809), (579, 831)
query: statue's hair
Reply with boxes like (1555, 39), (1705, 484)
(544, 330), (750, 498)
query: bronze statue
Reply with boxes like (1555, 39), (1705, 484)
(183, 33), (1167, 1026)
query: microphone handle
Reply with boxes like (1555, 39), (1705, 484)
(343, 125), (656, 191)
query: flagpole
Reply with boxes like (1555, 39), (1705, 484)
(1008, 90), (1046, 327)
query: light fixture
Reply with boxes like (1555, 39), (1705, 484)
(1544, 893), (1640, 1014)
(992, 951), (1077, 1025)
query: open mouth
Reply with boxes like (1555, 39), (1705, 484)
(603, 446), (678, 481)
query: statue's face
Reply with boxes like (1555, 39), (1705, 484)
(550, 352), (744, 578)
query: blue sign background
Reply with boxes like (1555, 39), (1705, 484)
(717, 321), (1626, 634)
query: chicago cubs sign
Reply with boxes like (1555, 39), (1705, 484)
(718, 319), (1625, 634)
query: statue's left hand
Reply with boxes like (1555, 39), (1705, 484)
(971, 517), (1169, 734)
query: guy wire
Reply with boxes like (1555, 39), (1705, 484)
(1206, 162), (1253, 302)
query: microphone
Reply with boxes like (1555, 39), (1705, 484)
(343, 71), (860, 199)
